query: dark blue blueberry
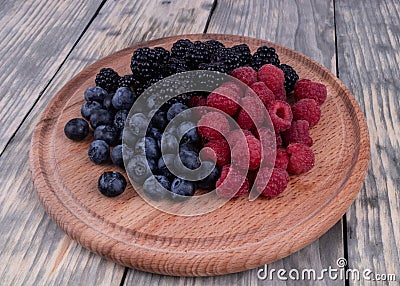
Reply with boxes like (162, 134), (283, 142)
(157, 154), (176, 179)
(94, 125), (119, 146)
(197, 161), (220, 190)
(177, 121), (200, 143)
(179, 141), (199, 154)
(150, 110), (167, 130)
(146, 127), (162, 142)
(111, 145), (124, 168)
(126, 154), (151, 184)
(142, 175), (170, 201)
(170, 178), (195, 200)
(88, 140), (110, 164)
(89, 109), (113, 129)
(147, 157), (158, 174)
(103, 92), (116, 111)
(122, 129), (138, 148)
(84, 86), (108, 103)
(114, 109), (129, 130)
(128, 113), (148, 136)
(64, 118), (89, 141)
(160, 132), (179, 154)
(81, 101), (102, 120)
(112, 87), (135, 110)
(176, 150), (200, 170)
(167, 103), (188, 121)
(98, 171), (126, 197)
(134, 137), (159, 160)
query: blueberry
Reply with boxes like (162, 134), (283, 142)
(112, 87), (135, 110)
(179, 141), (199, 154)
(84, 86), (108, 103)
(98, 171), (126, 197)
(128, 113), (148, 136)
(103, 92), (116, 111)
(142, 175), (170, 201)
(81, 101), (102, 120)
(167, 103), (188, 121)
(197, 161), (219, 190)
(158, 154), (176, 179)
(170, 177), (195, 200)
(126, 154), (151, 184)
(122, 129), (138, 148)
(64, 118), (89, 141)
(177, 121), (200, 143)
(94, 125), (119, 146)
(89, 109), (113, 129)
(160, 132), (179, 154)
(88, 140), (110, 164)
(111, 145), (124, 168)
(114, 109), (129, 130)
(135, 137), (160, 159)
(176, 150), (200, 170)
(146, 127), (162, 142)
(150, 110), (167, 130)
(147, 158), (158, 174)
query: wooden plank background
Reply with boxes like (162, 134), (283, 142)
(0, 0), (398, 285)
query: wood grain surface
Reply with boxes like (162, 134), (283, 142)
(335, 1), (400, 285)
(0, 0), (214, 285)
(30, 34), (370, 277)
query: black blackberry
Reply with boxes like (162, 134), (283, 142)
(204, 39), (225, 52)
(211, 48), (241, 72)
(171, 39), (194, 61)
(118, 74), (139, 90)
(280, 64), (299, 93)
(231, 44), (252, 66)
(166, 57), (189, 75)
(185, 41), (211, 69)
(198, 62), (228, 74)
(95, 68), (120, 93)
(130, 47), (169, 84)
(251, 46), (280, 70)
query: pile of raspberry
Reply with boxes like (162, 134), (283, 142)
(194, 64), (327, 198)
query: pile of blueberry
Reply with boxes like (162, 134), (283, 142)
(63, 38), (299, 200)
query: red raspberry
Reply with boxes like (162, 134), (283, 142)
(188, 95), (202, 107)
(207, 86), (240, 116)
(276, 132), (283, 147)
(226, 129), (252, 147)
(255, 127), (276, 168)
(201, 139), (230, 167)
(268, 100), (293, 132)
(220, 81), (243, 96)
(236, 96), (266, 130)
(231, 135), (262, 171)
(197, 111), (230, 141)
(255, 167), (290, 198)
(274, 85), (287, 101)
(231, 66), (257, 87)
(292, 98), (321, 127)
(257, 64), (285, 97)
(216, 165), (249, 197)
(286, 143), (315, 175)
(294, 79), (327, 105)
(275, 149), (289, 169)
(247, 82), (275, 107)
(282, 120), (313, 147)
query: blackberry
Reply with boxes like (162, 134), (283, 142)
(95, 68), (120, 93)
(171, 39), (194, 61)
(185, 41), (211, 69)
(166, 57), (189, 75)
(211, 48), (241, 72)
(280, 64), (299, 93)
(118, 74), (139, 90)
(251, 46), (280, 70)
(130, 47), (169, 84)
(204, 39), (225, 54)
(231, 44), (252, 66)
(198, 62), (228, 74)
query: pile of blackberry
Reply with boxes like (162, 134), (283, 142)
(63, 38), (299, 199)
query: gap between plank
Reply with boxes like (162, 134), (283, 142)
(203, 0), (218, 33)
(0, 0), (108, 159)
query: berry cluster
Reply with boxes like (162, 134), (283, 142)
(63, 38), (326, 201)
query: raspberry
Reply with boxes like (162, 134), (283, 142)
(197, 111), (230, 141)
(236, 96), (266, 130)
(274, 85), (287, 101)
(226, 129), (253, 147)
(207, 86), (240, 116)
(230, 66), (257, 87)
(231, 135), (262, 171)
(247, 82), (275, 107)
(286, 143), (315, 175)
(275, 149), (289, 169)
(255, 127), (276, 167)
(276, 132), (283, 147)
(292, 98), (321, 127)
(247, 170), (257, 187)
(268, 100), (293, 132)
(188, 95), (202, 107)
(220, 81), (243, 96)
(257, 64), (285, 97)
(282, 120), (313, 147)
(216, 165), (249, 197)
(201, 139), (230, 167)
(255, 167), (289, 198)
(294, 79), (327, 105)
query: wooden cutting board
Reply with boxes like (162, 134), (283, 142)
(30, 34), (370, 276)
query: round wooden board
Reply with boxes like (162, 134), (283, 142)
(30, 34), (370, 276)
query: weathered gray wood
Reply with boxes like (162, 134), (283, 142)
(335, 0), (400, 285)
(0, 0), (104, 155)
(0, 0), (214, 285)
(123, 1), (343, 285)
